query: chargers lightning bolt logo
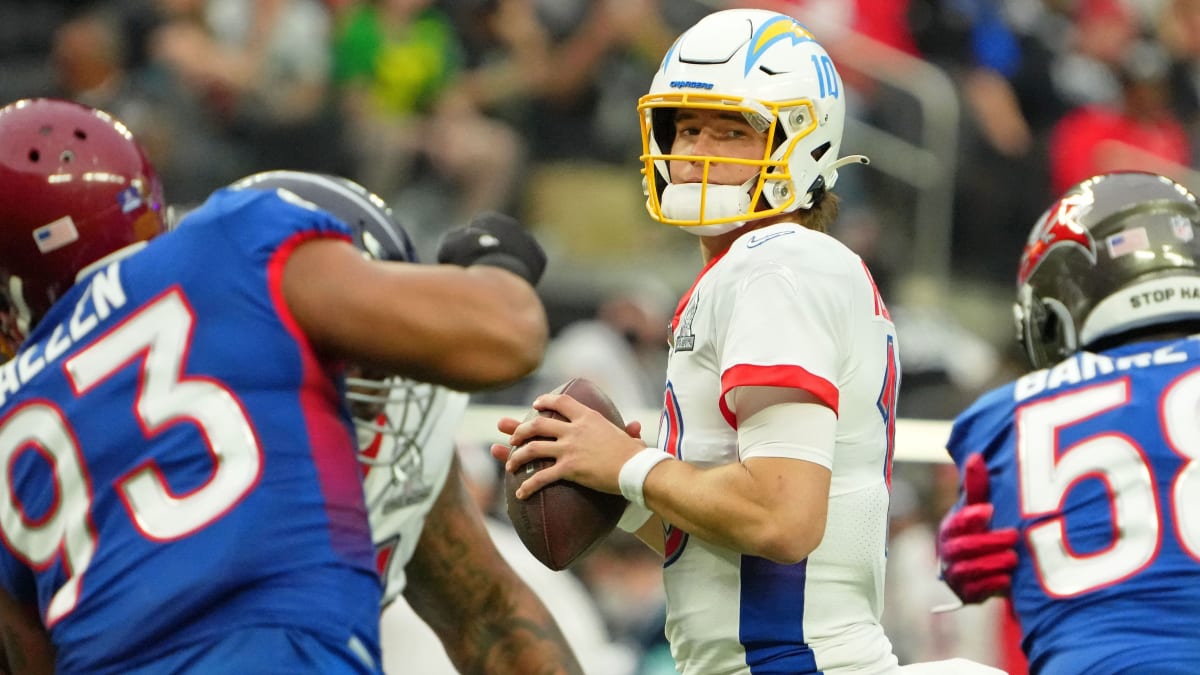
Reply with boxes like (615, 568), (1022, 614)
(745, 16), (816, 74)
(1017, 190), (1097, 286)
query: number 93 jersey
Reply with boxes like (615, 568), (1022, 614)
(0, 187), (382, 673)
(947, 335), (1200, 675)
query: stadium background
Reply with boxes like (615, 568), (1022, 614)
(6, 0), (1200, 671)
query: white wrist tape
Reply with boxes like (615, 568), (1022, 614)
(618, 447), (672, 509)
(617, 501), (653, 533)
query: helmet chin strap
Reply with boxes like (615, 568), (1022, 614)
(829, 154), (871, 172)
(660, 180), (755, 236)
(7, 275), (31, 340)
(660, 154), (872, 236)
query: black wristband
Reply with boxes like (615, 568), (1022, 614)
(471, 251), (537, 285)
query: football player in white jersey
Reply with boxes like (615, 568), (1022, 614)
(355, 373), (595, 675)
(495, 9), (1004, 675)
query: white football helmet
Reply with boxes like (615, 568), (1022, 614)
(639, 9), (867, 236)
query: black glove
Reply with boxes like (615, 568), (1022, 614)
(436, 211), (547, 286)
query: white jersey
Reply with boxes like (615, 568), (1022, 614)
(358, 379), (469, 607)
(359, 382), (637, 675)
(658, 222), (901, 675)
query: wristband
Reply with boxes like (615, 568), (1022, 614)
(471, 251), (536, 285)
(618, 448), (672, 509)
(617, 501), (653, 533)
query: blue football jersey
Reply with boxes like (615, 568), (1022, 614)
(948, 336), (1200, 675)
(0, 188), (382, 673)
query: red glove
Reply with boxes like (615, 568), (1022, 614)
(937, 453), (1019, 604)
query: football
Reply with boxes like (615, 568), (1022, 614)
(505, 377), (629, 571)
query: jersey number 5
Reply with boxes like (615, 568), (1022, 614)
(1017, 373), (1200, 597)
(0, 290), (262, 626)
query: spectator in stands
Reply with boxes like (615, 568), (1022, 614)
(530, 282), (672, 416)
(332, 0), (523, 224)
(1048, 40), (1191, 195)
(52, 8), (246, 203)
(149, 0), (342, 173)
(1159, 0), (1200, 157)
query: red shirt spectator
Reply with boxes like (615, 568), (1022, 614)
(1049, 104), (1191, 195)
(1049, 40), (1191, 195)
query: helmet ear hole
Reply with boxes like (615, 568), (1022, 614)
(1039, 308), (1059, 344)
(1026, 295), (1077, 369)
(1019, 291), (1051, 369)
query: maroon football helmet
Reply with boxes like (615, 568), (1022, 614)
(0, 98), (166, 354)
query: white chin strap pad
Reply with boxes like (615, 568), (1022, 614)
(660, 183), (752, 236)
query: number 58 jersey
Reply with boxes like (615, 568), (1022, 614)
(947, 336), (1200, 675)
(0, 188), (382, 673)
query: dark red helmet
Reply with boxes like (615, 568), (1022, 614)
(0, 98), (166, 331)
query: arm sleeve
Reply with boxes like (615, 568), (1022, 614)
(734, 386), (837, 468)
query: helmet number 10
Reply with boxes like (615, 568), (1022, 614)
(810, 55), (840, 99)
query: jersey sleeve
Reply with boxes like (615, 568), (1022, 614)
(945, 384), (1016, 470)
(205, 187), (354, 265)
(716, 260), (847, 422)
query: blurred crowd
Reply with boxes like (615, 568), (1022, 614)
(4, 0), (1198, 672)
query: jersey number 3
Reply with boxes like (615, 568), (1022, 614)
(0, 290), (262, 626)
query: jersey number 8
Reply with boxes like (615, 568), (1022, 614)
(1017, 372), (1200, 597)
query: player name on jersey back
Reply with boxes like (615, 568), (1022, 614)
(1014, 340), (1196, 402)
(0, 260), (126, 405)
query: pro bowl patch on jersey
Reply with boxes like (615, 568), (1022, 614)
(745, 16), (815, 74)
(673, 293), (699, 352)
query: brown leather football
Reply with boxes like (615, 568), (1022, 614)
(505, 377), (629, 571)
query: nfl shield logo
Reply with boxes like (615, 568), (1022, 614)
(118, 185), (143, 213)
(1172, 215), (1194, 243)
